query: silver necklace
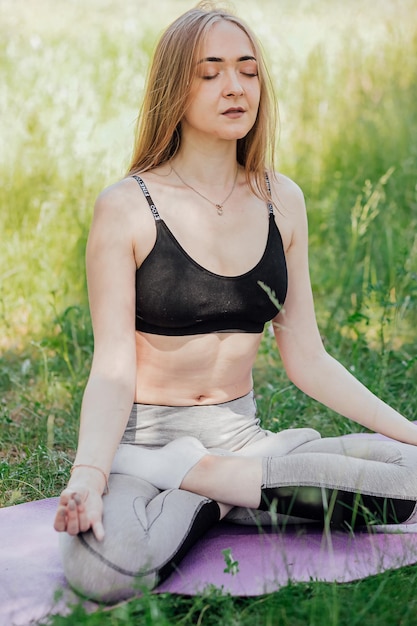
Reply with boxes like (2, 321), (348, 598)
(171, 164), (238, 216)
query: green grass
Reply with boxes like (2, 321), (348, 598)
(46, 565), (417, 626)
(1, 0), (417, 623)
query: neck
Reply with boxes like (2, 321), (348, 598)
(173, 134), (239, 187)
(172, 157), (239, 190)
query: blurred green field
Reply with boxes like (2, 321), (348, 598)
(2, 0), (417, 349)
(1, 0), (417, 623)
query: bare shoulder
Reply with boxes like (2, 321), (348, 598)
(90, 176), (158, 267)
(93, 177), (144, 222)
(268, 171), (306, 217)
(267, 172), (308, 251)
(92, 176), (156, 241)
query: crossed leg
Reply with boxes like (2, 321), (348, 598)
(112, 430), (417, 525)
(61, 432), (417, 602)
(59, 473), (221, 602)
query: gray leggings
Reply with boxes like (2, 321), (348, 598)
(60, 392), (417, 602)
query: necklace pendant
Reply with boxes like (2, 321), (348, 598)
(216, 204), (223, 216)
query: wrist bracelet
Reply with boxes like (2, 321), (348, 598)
(70, 464), (109, 494)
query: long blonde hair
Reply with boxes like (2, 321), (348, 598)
(127, 2), (278, 201)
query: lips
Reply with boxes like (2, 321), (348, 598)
(222, 107), (245, 115)
(222, 107), (246, 120)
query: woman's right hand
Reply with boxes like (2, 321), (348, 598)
(54, 482), (105, 542)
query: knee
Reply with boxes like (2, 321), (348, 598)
(59, 531), (157, 603)
(59, 474), (161, 603)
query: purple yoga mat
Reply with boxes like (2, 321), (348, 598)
(1, 497), (417, 626)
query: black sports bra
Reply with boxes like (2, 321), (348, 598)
(133, 175), (287, 336)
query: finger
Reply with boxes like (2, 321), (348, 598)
(57, 490), (74, 507)
(66, 497), (81, 535)
(70, 492), (94, 533)
(73, 493), (83, 506)
(53, 505), (68, 532)
(92, 520), (105, 542)
(77, 504), (92, 533)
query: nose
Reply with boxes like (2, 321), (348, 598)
(223, 70), (244, 97)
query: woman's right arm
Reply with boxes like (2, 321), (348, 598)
(54, 182), (138, 540)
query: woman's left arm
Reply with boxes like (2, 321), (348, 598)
(272, 175), (417, 445)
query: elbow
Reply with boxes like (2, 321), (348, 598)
(282, 347), (329, 391)
(90, 348), (137, 387)
(87, 370), (136, 401)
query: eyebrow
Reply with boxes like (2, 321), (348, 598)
(197, 55), (257, 64)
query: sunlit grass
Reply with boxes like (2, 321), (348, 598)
(1, 0), (417, 346)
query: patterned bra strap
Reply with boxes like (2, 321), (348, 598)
(132, 175), (161, 221)
(265, 172), (274, 215)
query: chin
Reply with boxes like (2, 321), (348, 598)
(218, 128), (253, 141)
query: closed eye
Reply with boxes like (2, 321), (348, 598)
(202, 72), (257, 80)
(239, 62), (258, 77)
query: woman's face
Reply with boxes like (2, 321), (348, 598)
(182, 20), (261, 144)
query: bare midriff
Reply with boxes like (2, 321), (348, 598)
(134, 330), (263, 406)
